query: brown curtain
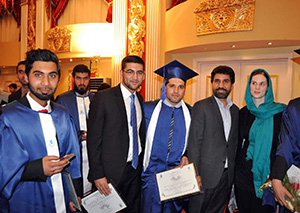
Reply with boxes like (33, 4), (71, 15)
(45, 0), (69, 28)
(167, 0), (187, 11)
(0, 0), (21, 26)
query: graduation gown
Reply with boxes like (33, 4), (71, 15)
(141, 100), (191, 213)
(0, 98), (81, 213)
(56, 90), (94, 141)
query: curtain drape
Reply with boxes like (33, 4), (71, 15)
(167, 0), (187, 11)
(57, 0), (108, 26)
(0, 0), (21, 26)
(45, 0), (69, 28)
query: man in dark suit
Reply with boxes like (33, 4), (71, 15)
(8, 61), (29, 103)
(188, 66), (239, 213)
(87, 55), (146, 213)
(56, 64), (94, 198)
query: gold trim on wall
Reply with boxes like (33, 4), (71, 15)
(128, 0), (146, 58)
(27, 0), (36, 51)
(47, 26), (72, 53)
(194, 0), (256, 36)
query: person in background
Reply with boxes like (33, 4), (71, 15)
(8, 60), (29, 102)
(235, 69), (286, 212)
(188, 65), (239, 213)
(0, 49), (81, 212)
(87, 55), (146, 213)
(141, 60), (198, 212)
(56, 64), (94, 199)
(8, 83), (17, 94)
(97, 82), (111, 92)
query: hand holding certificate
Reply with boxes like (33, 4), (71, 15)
(82, 183), (126, 213)
(156, 163), (200, 201)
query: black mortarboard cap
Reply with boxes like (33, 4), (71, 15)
(154, 60), (198, 82)
(154, 60), (198, 99)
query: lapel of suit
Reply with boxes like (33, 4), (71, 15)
(114, 84), (129, 128)
(227, 105), (236, 143)
(210, 96), (224, 129)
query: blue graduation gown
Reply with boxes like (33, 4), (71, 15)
(0, 100), (81, 212)
(56, 90), (93, 141)
(141, 100), (191, 213)
(264, 98), (300, 213)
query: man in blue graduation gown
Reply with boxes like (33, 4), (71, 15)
(141, 60), (198, 213)
(270, 97), (300, 210)
(56, 64), (94, 197)
(0, 49), (81, 213)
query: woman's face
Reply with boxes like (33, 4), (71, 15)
(250, 74), (268, 100)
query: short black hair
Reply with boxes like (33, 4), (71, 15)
(97, 83), (111, 91)
(9, 83), (17, 89)
(211, 66), (235, 84)
(121, 55), (144, 71)
(16, 60), (26, 74)
(72, 64), (91, 77)
(25, 49), (60, 77)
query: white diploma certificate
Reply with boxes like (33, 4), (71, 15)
(156, 163), (200, 201)
(81, 183), (126, 213)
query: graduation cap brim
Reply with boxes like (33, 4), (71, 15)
(154, 60), (198, 82)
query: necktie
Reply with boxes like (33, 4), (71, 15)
(130, 94), (138, 169)
(166, 107), (175, 161)
(38, 109), (48, 113)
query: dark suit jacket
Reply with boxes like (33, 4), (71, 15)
(56, 90), (94, 141)
(87, 84), (146, 185)
(8, 88), (22, 103)
(188, 96), (239, 189)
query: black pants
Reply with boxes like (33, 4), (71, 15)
(117, 162), (141, 213)
(235, 186), (274, 213)
(189, 169), (230, 213)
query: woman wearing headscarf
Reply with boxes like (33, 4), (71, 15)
(235, 69), (286, 212)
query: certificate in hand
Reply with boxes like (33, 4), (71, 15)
(156, 163), (200, 201)
(81, 183), (126, 213)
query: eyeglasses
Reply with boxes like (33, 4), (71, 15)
(123, 69), (145, 77)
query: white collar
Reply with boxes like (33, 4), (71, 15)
(120, 83), (136, 99)
(26, 92), (51, 112)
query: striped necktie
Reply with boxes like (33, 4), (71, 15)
(166, 107), (175, 161)
(130, 94), (138, 169)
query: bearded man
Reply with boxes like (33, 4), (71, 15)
(188, 66), (239, 213)
(56, 64), (93, 198)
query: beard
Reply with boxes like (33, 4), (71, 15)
(213, 88), (231, 99)
(74, 84), (89, 95)
(29, 84), (55, 101)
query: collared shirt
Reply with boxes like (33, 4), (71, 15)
(163, 98), (182, 108)
(120, 83), (142, 162)
(75, 91), (90, 131)
(27, 92), (51, 112)
(214, 96), (233, 168)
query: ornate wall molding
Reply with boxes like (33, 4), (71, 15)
(47, 26), (71, 53)
(194, 0), (255, 36)
(27, 0), (36, 51)
(128, 0), (145, 58)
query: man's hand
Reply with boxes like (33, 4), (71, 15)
(272, 179), (294, 207)
(176, 156), (189, 168)
(94, 177), (111, 196)
(196, 175), (203, 192)
(81, 131), (87, 141)
(69, 197), (81, 212)
(42, 156), (70, 176)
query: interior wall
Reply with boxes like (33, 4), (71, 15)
(165, 0), (300, 52)
(171, 46), (300, 106)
